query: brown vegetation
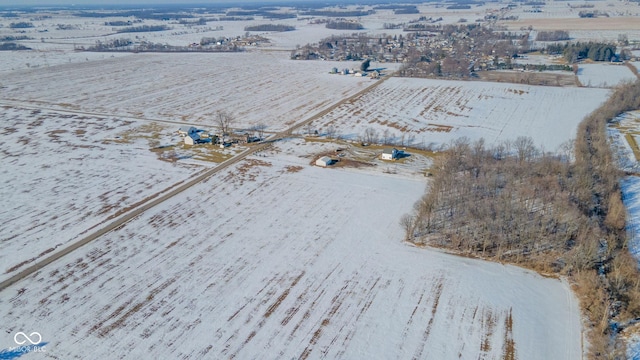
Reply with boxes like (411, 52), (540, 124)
(406, 80), (640, 359)
(476, 71), (578, 87)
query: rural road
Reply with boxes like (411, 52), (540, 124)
(0, 73), (392, 292)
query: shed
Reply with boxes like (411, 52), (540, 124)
(381, 148), (399, 160)
(184, 133), (200, 145)
(315, 156), (333, 167)
(178, 126), (197, 136)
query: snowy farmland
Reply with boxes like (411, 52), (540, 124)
(311, 77), (610, 151)
(0, 106), (204, 283)
(7, 4), (637, 359)
(577, 63), (638, 88)
(0, 144), (582, 359)
(0, 52), (373, 132)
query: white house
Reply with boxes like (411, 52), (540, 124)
(178, 126), (197, 136)
(315, 156), (333, 167)
(184, 133), (200, 145)
(381, 148), (399, 160)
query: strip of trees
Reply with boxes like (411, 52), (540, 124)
(544, 41), (618, 63)
(404, 80), (640, 358)
(244, 24), (294, 32)
(325, 20), (364, 30)
(116, 25), (170, 33)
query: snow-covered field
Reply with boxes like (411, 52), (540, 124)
(1, 52), (373, 132)
(5, 4), (632, 359)
(0, 106), (202, 282)
(577, 63), (637, 88)
(622, 176), (640, 262)
(0, 140), (582, 359)
(312, 77), (610, 151)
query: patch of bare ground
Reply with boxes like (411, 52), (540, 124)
(93, 278), (177, 337)
(413, 277), (444, 359)
(283, 165), (304, 173)
(300, 279), (356, 360)
(426, 123), (453, 133)
(477, 71), (578, 87)
(233, 158), (272, 184)
(480, 308), (496, 353)
(46, 129), (68, 141)
(503, 308), (517, 360)
(2, 127), (18, 135)
(264, 271), (305, 318)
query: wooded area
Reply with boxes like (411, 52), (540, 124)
(406, 80), (640, 359)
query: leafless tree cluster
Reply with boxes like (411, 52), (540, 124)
(358, 127), (415, 147)
(409, 136), (587, 264)
(404, 80), (640, 359)
(215, 110), (234, 135)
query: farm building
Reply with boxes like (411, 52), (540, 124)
(381, 148), (399, 160)
(178, 126), (197, 136)
(315, 156), (333, 167)
(184, 133), (200, 145)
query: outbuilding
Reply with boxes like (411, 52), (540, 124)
(315, 156), (333, 167)
(381, 148), (399, 160)
(184, 133), (200, 145)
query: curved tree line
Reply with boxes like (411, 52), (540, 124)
(404, 80), (640, 358)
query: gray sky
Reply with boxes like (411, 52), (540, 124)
(0, 0), (320, 6)
(0, 0), (288, 6)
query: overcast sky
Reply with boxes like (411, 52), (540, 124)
(0, 0), (325, 6)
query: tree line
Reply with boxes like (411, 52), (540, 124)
(115, 25), (170, 33)
(325, 20), (364, 30)
(404, 80), (640, 359)
(544, 41), (618, 63)
(244, 24), (294, 32)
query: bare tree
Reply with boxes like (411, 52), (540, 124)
(513, 136), (536, 163)
(216, 110), (234, 136)
(326, 125), (337, 139)
(399, 214), (415, 241)
(363, 127), (378, 145)
(250, 122), (266, 141)
(303, 123), (315, 136)
(382, 129), (390, 145)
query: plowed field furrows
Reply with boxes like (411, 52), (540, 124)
(0, 106), (199, 282)
(1, 52), (372, 132)
(0, 148), (582, 359)
(313, 77), (610, 151)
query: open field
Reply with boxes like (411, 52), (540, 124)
(1, 52), (374, 132)
(577, 63), (638, 88)
(0, 142), (582, 359)
(0, 106), (205, 283)
(311, 77), (610, 151)
(4, 2), (639, 358)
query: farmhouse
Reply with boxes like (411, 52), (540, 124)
(178, 126), (197, 136)
(315, 156), (333, 167)
(381, 148), (399, 160)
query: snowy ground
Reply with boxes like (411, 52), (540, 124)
(1, 52), (373, 132)
(0, 106), (203, 283)
(310, 77), (610, 151)
(2, 4), (623, 359)
(0, 139), (582, 359)
(577, 63), (638, 88)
